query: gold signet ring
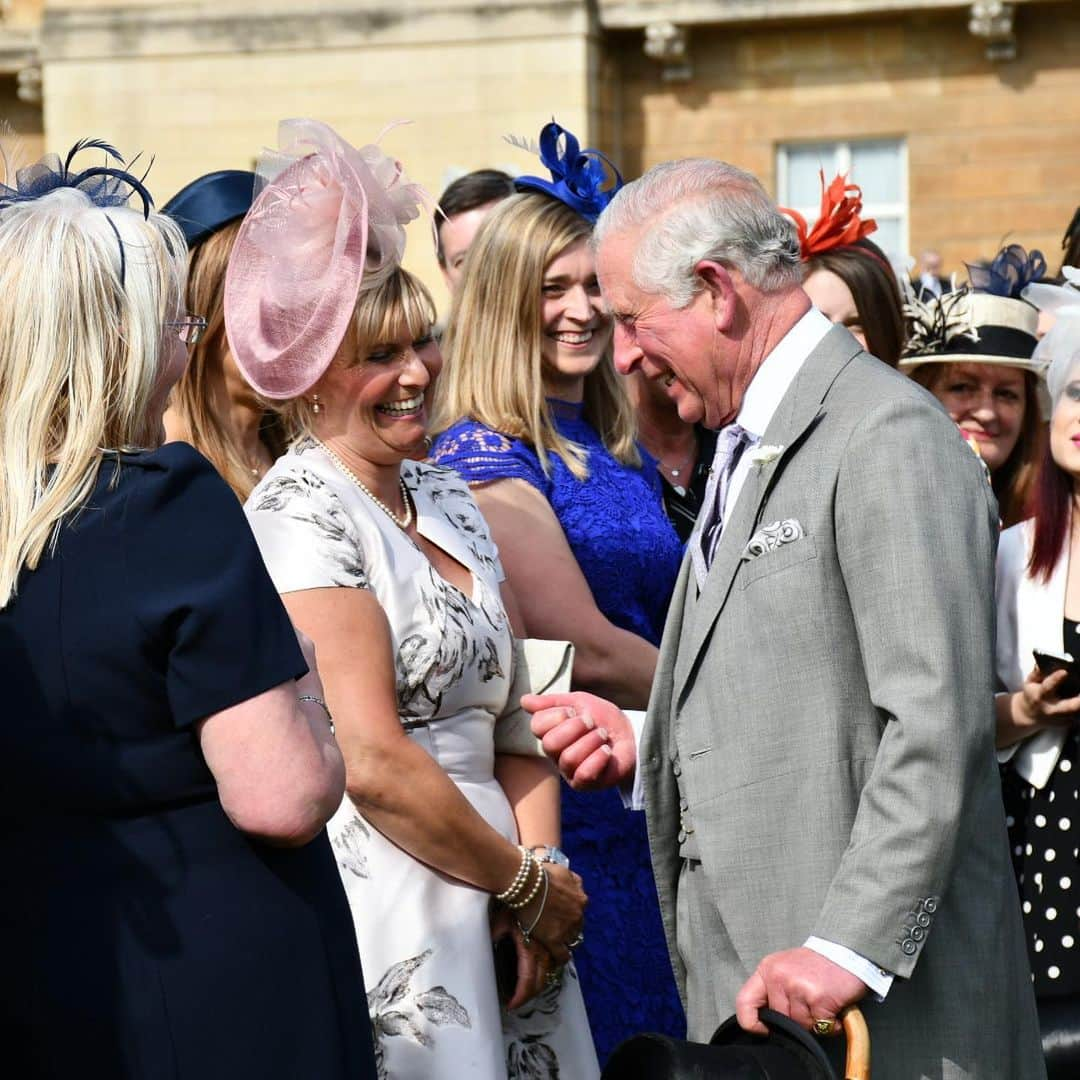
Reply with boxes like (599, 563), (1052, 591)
(813, 1018), (837, 1036)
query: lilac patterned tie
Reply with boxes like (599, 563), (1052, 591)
(690, 423), (755, 588)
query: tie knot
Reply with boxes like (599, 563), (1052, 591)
(718, 423), (754, 458)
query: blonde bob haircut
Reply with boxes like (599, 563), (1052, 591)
(283, 264), (437, 433)
(432, 192), (639, 479)
(0, 187), (186, 607)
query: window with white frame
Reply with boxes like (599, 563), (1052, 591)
(776, 139), (908, 260)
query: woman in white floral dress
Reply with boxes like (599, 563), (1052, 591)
(230, 120), (599, 1079)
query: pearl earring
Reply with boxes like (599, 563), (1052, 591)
(311, 394), (321, 415)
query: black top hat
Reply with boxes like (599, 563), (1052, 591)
(601, 1009), (838, 1080)
(163, 169), (256, 248)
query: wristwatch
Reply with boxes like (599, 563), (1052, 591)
(530, 845), (571, 869)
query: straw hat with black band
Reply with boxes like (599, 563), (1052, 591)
(900, 244), (1050, 416)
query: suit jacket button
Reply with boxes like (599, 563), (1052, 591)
(901, 939), (917, 956)
(672, 761), (682, 777)
(677, 828), (687, 844)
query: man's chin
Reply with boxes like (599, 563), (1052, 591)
(675, 395), (706, 426)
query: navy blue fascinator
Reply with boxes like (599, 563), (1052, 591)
(0, 139), (156, 284)
(0, 138), (153, 216)
(163, 169), (256, 248)
(966, 243), (1047, 299)
(512, 122), (623, 224)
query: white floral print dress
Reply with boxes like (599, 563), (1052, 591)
(246, 438), (599, 1080)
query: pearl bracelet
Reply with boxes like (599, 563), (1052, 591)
(495, 845), (535, 907)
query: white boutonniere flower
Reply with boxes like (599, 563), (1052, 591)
(748, 444), (784, 467)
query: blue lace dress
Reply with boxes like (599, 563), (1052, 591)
(431, 401), (686, 1063)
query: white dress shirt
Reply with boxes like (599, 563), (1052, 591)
(626, 307), (893, 998)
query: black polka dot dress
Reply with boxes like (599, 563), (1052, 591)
(1004, 618), (1080, 997)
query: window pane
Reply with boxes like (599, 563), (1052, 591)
(849, 141), (901, 203)
(870, 216), (902, 260)
(784, 144), (836, 206)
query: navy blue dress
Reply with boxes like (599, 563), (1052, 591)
(0, 444), (376, 1079)
(432, 403), (686, 1063)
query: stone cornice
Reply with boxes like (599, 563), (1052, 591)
(598, 0), (1069, 30)
(0, 23), (38, 74)
(41, 1), (595, 61)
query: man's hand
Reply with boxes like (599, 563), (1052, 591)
(522, 691), (637, 791)
(735, 947), (867, 1035)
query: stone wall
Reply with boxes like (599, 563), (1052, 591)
(602, 2), (1080, 274)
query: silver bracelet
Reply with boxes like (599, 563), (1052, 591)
(298, 694), (334, 736)
(517, 867), (550, 945)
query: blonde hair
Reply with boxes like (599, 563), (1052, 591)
(0, 187), (186, 607)
(169, 218), (291, 501)
(431, 193), (639, 479)
(285, 265), (437, 431)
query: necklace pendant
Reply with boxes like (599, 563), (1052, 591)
(670, 468), (680, 478)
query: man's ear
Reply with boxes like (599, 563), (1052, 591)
(695, 260), (737, 332)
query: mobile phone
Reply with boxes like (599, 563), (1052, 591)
(1033, 650), (1080, 699)
(493, 934), (517, 1005)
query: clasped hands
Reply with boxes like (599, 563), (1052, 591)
(493, 861), (587, 1010)
(523, 691), (868, 1034)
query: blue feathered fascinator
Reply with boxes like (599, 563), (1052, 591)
(510, 122), (623, 224)
(966, 243), (1047, 299)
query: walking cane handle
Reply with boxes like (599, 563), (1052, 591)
(841, 1005), (870, 1080)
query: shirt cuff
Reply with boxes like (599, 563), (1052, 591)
(619, 709), (647, 811)
(804, 936), (894, 1001)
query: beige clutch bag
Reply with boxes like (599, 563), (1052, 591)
(493, 638), (575, 757)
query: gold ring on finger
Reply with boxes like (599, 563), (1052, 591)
(813, 1017), (836, 1037)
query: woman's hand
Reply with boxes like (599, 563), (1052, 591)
(491, 907), (560, 1010)
(516, 862), (587, 966)
(998, 666), (1080, 747)
(1017, 665), (1080, 730)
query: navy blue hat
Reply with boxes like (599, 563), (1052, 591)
(163, 169), (256, 248)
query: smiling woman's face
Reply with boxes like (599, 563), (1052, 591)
(538, 239), (612, 400)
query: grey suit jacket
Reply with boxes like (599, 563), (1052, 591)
(641, 326), (1044, 1079)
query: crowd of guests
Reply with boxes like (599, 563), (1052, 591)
(2, 115), (1080, 1080)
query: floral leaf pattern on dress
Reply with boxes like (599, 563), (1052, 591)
(367, 950), (471, 1078)
(503, 967), (577, 1078)
(507, 1037), (560, 1079)
(249, 468), (369, 588)
(415, 986), (472, 1028)
(331, 813), (370, 879)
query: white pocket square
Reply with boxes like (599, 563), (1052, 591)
(742, 519), (805, 560)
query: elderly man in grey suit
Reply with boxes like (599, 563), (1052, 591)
(526, 160), (1044, 1078)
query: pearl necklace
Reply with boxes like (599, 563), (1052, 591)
(315, 439), (413, 531)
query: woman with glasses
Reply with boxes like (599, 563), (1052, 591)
(0, 143), (377, 1079)
(164, 171), (292, 499)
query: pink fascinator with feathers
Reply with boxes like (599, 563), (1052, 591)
(225, 119), (429, 400)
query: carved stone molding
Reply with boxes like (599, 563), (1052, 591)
(968, 0), (1017, 61)
(643, 20), (692, 82)
(16, 62), (40, 103)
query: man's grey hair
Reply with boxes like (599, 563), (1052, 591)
(593, 159), (802, 308)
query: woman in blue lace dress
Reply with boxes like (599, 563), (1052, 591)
(430, 126), (685, 1064)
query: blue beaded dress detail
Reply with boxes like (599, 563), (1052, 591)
(432, 402), (686, 1064)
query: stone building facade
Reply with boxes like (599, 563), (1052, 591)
(2, 0), (1078, 308)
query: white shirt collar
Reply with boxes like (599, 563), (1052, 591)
(735, 306), (833, 439)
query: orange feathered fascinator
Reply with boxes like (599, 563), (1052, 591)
(780, 171), (878, 261)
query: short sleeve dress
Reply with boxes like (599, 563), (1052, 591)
(0, 443), (376, 1080)
(431, 404), (687, 1064)
(246, 437), (600, 1080)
